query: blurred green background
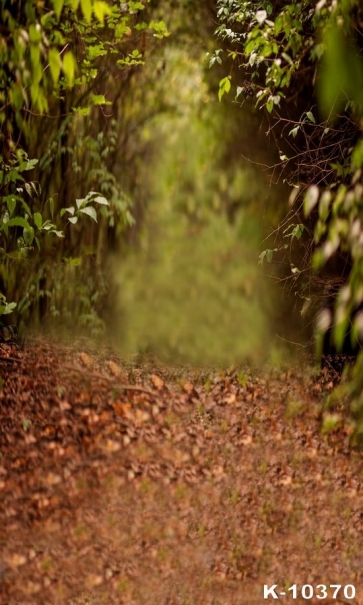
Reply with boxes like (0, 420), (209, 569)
(114, 45), (275, 365)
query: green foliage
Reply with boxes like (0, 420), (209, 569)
(0, 293), (17, 317)
(0, 152), (61, 254)
(304, 168), (363, 354)
(258, 223), (303, 271)
(60, 192), (109, 225)
(218, 75), (231, 101)
(215, 0), (363, 116)
(0, 0), (168, 125)
(214, 0), (363, 325)
(0, 146), (108, 312)
(0, 0), (168, 325)
(214, 0), (363, 435)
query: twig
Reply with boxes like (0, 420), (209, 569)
(60, 364), (156, 396)
(275, 334), (309, 349)
(0, 355), (20, 364)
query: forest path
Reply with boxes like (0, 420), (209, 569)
(0, 338), (362, 605)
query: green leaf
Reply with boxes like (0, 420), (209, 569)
(266, 98), (274, 113)
(30, 43), (42, 84)
(93, 1), (111, 24)
(6, 196), (16, 216)
(0, 301), (17, 316)
(62, 51), (76, 87)
(41, 220), (56, 231)
(224, 78), (231, 93)
(352, 139), (363, 170)
(218, 76), (231, 102)
(304, 185), (319, 217)
(30, 181), (40, 195)
(81, 0), (92, 22)
(281, 52), (293, 66)
(29, 24), (42, 44)
(33, 212), (43, 228)
(6, 302), (17, 313)
(258, 251), (266, 265)
(236, 86), (243, 99)
(322, 237), (339, 262)
(91, 94), (110, 105)
(49, 48), (61, 83)
(68, 216), (78, 224)
(92, 195), (108, 205)
(25, 182), (33, 196)
(259, 249), (274, 265)
(79, 206), (98, 222)
(312, 248), (325, 270)
(256, 10), (267, 24)
(289, 126), (299, 138)
(2, 217), (32, 231)
(63, 206), (76, 216)
(73, 106), (91, 116)
(318, 190), (332, 221)
(52, 0), (64, 19)
(24, 158), (38, 171)
(306, 111), (315, 124)
(75, 198), (85, 209)
(20, 199), (32, 215)
(23, 226), (35, 245)
(291, 224), (304, 240)
(129, 1), (145, 12)
(333, 317), (349, 353)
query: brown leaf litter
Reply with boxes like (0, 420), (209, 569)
(0, 338), (362, 605)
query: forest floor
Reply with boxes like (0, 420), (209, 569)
(0, 337), (363, 605)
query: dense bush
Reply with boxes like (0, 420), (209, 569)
(0, 0), (168, 329)
(214, 0), (363, 433)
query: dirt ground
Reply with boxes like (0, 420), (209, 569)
(0, 337), (363, 605)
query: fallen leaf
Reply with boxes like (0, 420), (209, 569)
(108, 359), (122, 377)
(151, 374), (164, 389)
(224, 393), (236, 405)
(80, 351), (94, 368)
(113, 401), (131, 417)
(46, 472), (62, 486)
(279, 475), (292, 486)
(8, 553), (27, 567)
(241, 435), (253, 445)
(86, 573), (103, 587)
(104, 439), (121, 453)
